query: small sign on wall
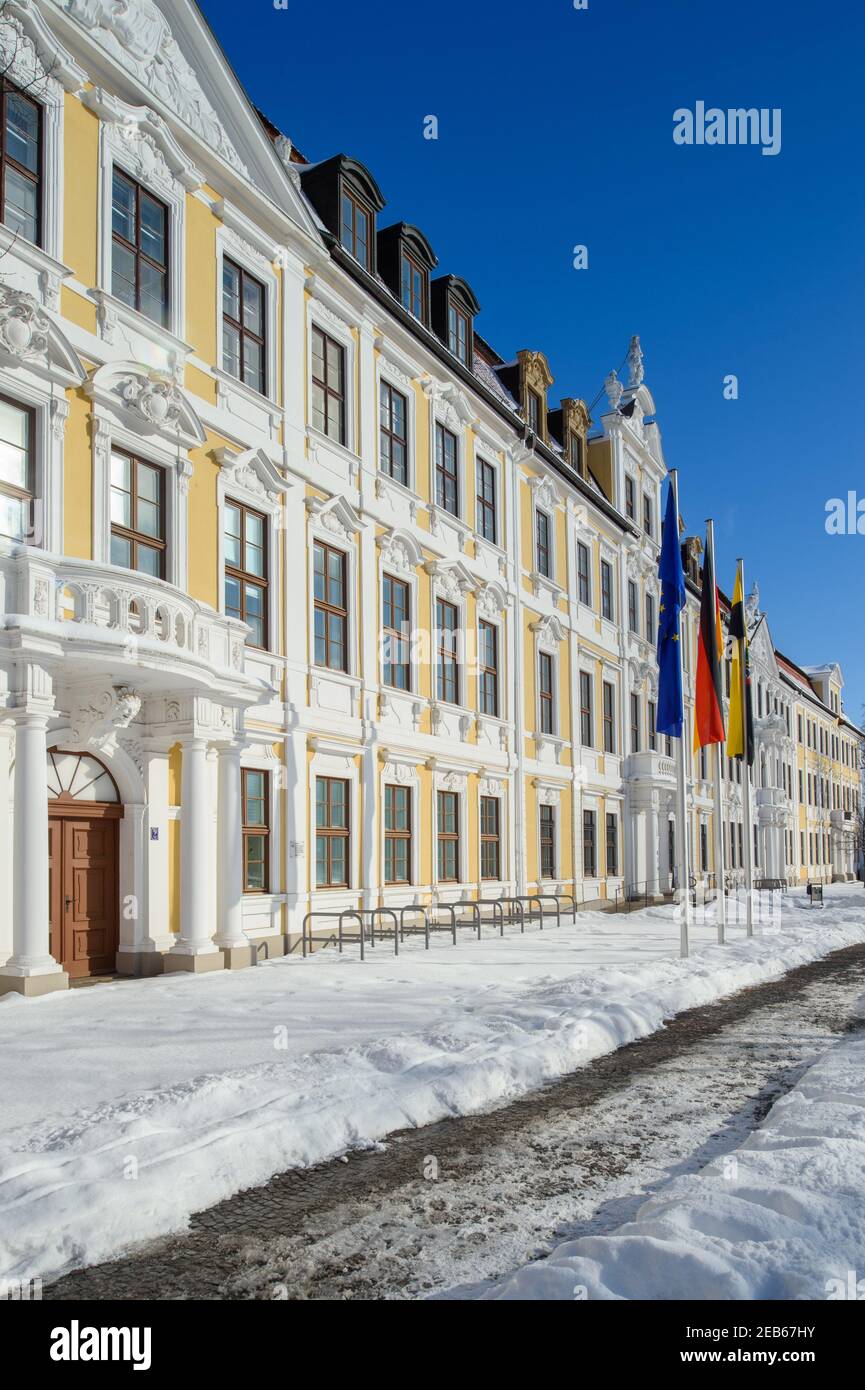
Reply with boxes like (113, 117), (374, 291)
(150, 828), (159, 841)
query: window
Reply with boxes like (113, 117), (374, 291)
(569, 432), (583, 475)
(606, 813), (618, 877)
(536, 509), (551, 578)
(384, 784), (411, 885)
(0, 396), (34, 543)
(630, 692), (641, 753)
(379, 381), (408, 485)
(643, 493), (654, 538)
(448, 301), (470, 364)
(1, 80), (41, 246)
(313, 540), (348, 671)
(382, 574), (410, 690)
(603, 681), (616, 754)
(645, 592), (655, 644)
(222, 258), (265, 395)
(401, 251), (426, 319)
(480, 796), (501, 880)
(624, 475), (636, 521)
(476, 458), (497, 543)
(580, 670), (593, 746)
(436, 598), (459, 704)
(312, 327), (346, 444)
(435, 423), (459, 516)
(540, 804), (556, 878)
(577, 541), (591, 605)
(648, 699), (657, 752)
(340, 187), (371, 267)
(527, 388), (542, 435)
(583, 809), (596, 878)
(600, 559), (613, 620)
(479, 620), (499, 717)
(224, 501), (268, 648)
(242, 769), (269, 892)
(628, 580), (638, 634)
(111, 169), (168, 326)
(110, 451), (165, 577)
(536, 650), (555, 734)
(316, 777), (350, 887)
(437, 790), (460, 881)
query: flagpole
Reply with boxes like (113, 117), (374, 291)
(671, 470), (692, 957)
(707, 519), (727, 944)
(738, 556), (755, 936)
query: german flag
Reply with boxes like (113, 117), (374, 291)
(728, 564), (755, 765)
(694, 527), (726, 751)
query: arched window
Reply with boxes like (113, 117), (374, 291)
(47, 750), (120, 803)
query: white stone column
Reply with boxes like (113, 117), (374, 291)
(0, 715), (67, 996)
(646, 796), (660, 897)
(166, 738), (223, 973)
(215, 743), (251, 968)
(0, 723), (13, 966)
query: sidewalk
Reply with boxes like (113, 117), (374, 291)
(1, 885), (863, 1284)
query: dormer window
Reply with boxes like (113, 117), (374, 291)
(401, 249), (426, 320)
(527, 388), (542, 435)
(432, 276), (480, 370)
(378, 223), (436, 327)
(448, 303), (470, 363)
(341, 188), (371, 267)
(568, 431), (583, 474)
(300, 155), (385, 275)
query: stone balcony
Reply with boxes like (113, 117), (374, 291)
(0, 543), (268, 702)
(624, 751), (676, 783)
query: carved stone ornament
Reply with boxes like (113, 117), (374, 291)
(0, 285), (49, 360)
(604, 370), (624, 410)
(69, 685), (141, 753)
(627, 334), (645, 388)
(54, 0), (247, 174)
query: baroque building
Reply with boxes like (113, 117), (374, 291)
(0, 0), (860, 994)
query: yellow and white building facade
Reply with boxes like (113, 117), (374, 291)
(0, 0), (860, 995)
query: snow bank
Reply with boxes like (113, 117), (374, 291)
(480, 1024), (865, 1301)
(0, 886), (863, 1284)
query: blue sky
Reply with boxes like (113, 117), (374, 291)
(201, 0), (865, 719)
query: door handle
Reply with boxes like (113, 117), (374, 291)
(65, 896), (73, 910)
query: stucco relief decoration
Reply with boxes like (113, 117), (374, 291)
(604, 370), (624, 411)
(0, 10), (54, 96)
(117, 373), (180, 428)
(56, 0), (248, 174)
(0, 285), (50, 361)
(536, 784), (561, 807)
(70, 685), (142, 752)
(627, 335), (645, 388)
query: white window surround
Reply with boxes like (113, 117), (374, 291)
(379, 755), (421, 891)
(431, 765), (469, 891)
(309, 739), (361, 897)
(531, 613), (566, 741)
(535, 780), (564, 885)
(240, 745), (285, 910)
(472, 447), (505, 553)
(214, 223), (279, 410)
(0, 1), (85, 271)
(214, 446), (290, 656)
(0, 288), (85, 552)
(477, 774), (508, 889)
(85, 362), (207, 594)
(306, 494), (365, 681)
(580, 791), (601, 883)
(476, 608), (505, 722)
(427, 559), (476, 713)
(375, 356), (418, 495)
(377, 528), (423, 697)
(428, 385), (473, 536)
(87, 88), (202, 354)
(307, 299), (358, 459)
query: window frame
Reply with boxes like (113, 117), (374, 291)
(480, 795), (501, 881)
(479, 618), (499, 718)
(583, 808), (597, 878)
(577, 540), (591, 606)
(109, 448), (167, 579)
(382, 572), (411, 691)
(110, 167), (169, 327)
(535, 508), (551, 578)
(436, 789), (461, 883)
(539, 803), (556, 879)
(603, 679), (616, 754)
(600, 558), (614, 621)
(475, 456), (498, 544)
(400, 247), (427, 321)
(383, 783), (412, 886)
(539, 650), (555, 735)
(435, 421), (459, 517)
(221, 255), (267, 396)
(605, 812), (618, 877)
(630, 691), (641, 753)
(241, 767), (270, 894)
(315, 776), (350, 888)
(311, 324), (347, 445)
(224, 498), (269, 651)
(435, 597), (460, 706)
(580, 670), (593, 747)
(379, 378), (409, 486)
(448, 299), (470, 364)
(0, 394), (35, 544)
(313, 538), (349, 673)
(0, 78), (42, 248)
(340, 185), (372, 269)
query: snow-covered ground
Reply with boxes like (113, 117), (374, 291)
(479, 1019), (865, 1301)
(1, 885), (863, 1285)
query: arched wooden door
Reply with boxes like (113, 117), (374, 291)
(47, 751), (123, 979)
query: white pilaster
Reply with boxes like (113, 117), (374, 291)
(0, 715), (67, 995)
(166, 738), (223, 972)
(216, 743), (251, 968)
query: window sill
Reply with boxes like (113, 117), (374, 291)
(529, 569), (565, 603)
(0, 231), (73, 307)
(375, 468), (419, 519)
(306, 424), (361, 476)
(214, 366), (281, 422)
(92, 288), (192, 364)
(428, 503), (471, 549)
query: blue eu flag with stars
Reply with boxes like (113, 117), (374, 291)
(656, 480), (686, 738)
